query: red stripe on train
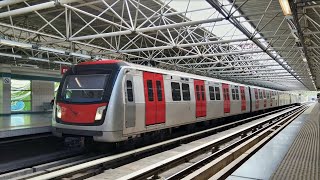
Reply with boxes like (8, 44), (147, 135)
(58, 102), (107, 123)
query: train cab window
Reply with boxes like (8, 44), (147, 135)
(182, 83), (191, 101)
(215, 87), (221, 100)
(156, 81), (162, 101)
(171, 82), (181, 101)
(201, 86), (205, 100)
(147, 80), (154, 101)
(196, 85), (200, 101)
(126, 80), (134, 102)
(62, 74), (108, 103)
(209, 86), (215, 100)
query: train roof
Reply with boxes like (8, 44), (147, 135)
(77, 59), (282, 92)
(127, 62), (278, 92)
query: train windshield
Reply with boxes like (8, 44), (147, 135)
(61, 74), (109, 103)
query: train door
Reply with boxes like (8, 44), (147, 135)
(263, 90), (267, 107)
(143, 72), (166, 125)
(254, 88), (259, 110)
(240, 86), (246, 111)
(248, 87), (252, 112)
(222, 83), (230, 113)
(124, 77), (136, 128)
(154, 74), (165, 124)
(194, 80), (206, 117)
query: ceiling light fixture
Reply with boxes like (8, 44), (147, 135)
(302, 57), (307, 62)
(38, 46), (65, 54)
(28, 57), (50, 62)
(0, 52), (22, 58)
(279, 0), (292, 16)
(53, 61), (72, 65)
(0, 39), (32, 49)
(69, 52), (91, 59)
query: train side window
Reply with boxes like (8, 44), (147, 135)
(156, 81), (162, 101)
(209, 86), (215, 100)
(232, 89), (236, 100)
(171, 82), (181, 101)
(215, 87), (221, 100)
(259, 90), (263, 99)
(126, 80), (134, 102)
(196, 85), (200, 101)
(225, 88), (230, 100)
(235, 88), (239, 100)
(182, 83), (191, 101)
(224, 88), (229, 100)
(240, 89), (245, 100)
(147, 80), (154, 101)
(201, 86), (205, 100)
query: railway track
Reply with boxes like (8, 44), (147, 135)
(0, 133), (52, 145)
(12, 104), (306, 180)
(120, 104), (308, 180)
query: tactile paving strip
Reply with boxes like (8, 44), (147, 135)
(271, 104), (319, 180)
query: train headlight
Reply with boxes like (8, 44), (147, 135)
(56, 104), (62, 119)
(95, 106), (105, 121)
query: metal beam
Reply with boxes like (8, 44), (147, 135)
(211, 68), (287, 73)
(68, 17), (225, 41)
(119, 38), (249, 53)
(197, 64), (280, 70)
(0, 0), (29, 8)
(0, 0), (80, 19)
(205, 0), (310, 90)
(151, 50), (263, 61)
(0, 52), (72, 65)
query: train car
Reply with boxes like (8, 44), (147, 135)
(52, 60), (297, 142)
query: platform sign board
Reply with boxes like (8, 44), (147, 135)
(60, 66), (70, 75)
(3, 77), (10, 84)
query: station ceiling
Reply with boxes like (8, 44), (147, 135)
(0, 0), (319, 91)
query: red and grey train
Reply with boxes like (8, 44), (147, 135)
(52, 60), (300, 142)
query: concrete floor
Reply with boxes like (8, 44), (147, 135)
(228, 103), (316, 180)
(0, 113), (52, 138)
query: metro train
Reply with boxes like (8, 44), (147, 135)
(52, 60), (300, 142)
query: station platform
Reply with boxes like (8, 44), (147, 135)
(228, 103), (319, 180)
(0, 113), (52, 139)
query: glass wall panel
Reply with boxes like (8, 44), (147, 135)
(54, 82), (60, 97)
(11, 80), (31, 112)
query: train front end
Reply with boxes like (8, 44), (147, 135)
(52, 60), (127, 142)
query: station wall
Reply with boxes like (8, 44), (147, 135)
(0, 64), (61, 115)
(32, 80), (55, 112)
(0, 64), (11, 115)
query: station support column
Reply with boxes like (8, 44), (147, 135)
(0, 64), (11, 115)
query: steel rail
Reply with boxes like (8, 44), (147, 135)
(25, 105), (297, 180)
(117, 105), (305, 180)
(0, 133), (52, 145)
